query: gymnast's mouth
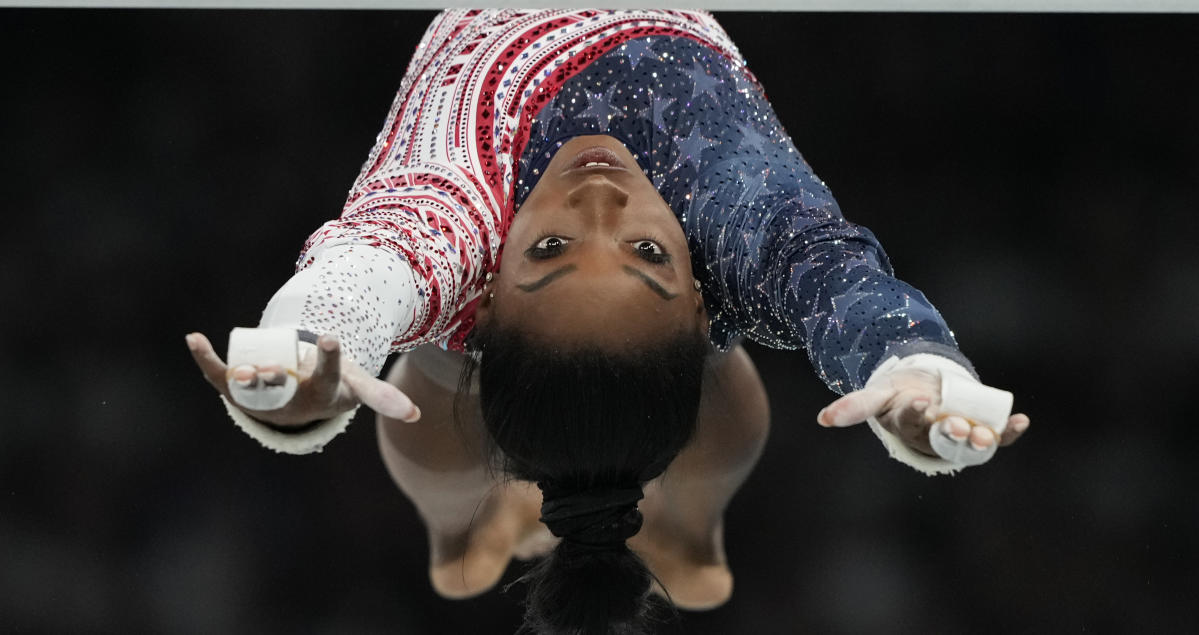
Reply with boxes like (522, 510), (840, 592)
(563, 146), (628, 174)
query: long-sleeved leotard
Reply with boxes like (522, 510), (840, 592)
(272, 9), (972, 396)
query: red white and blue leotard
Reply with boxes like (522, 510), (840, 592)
(274, 9), (971, 396)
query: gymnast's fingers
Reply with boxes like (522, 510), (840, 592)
(930, 417), (998, 466)
(241, 363), (281, 388)
(343, 367), (421, 422)
(876, 394), (940, 453)
(1000, 413), (1030, 446)
(186, 332), (228, 391)
(818, 386), (894, 428)
(310, 334), (342, 398)
(969, 423), (997, 450)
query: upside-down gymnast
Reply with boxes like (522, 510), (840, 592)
(186, 9), (1030, 634)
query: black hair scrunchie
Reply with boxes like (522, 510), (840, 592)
(538, 485), (645, 549)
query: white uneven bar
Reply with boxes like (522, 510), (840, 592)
(3, 0), (1199, 12)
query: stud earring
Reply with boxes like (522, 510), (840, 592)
(485, 271), (494, 283)
(693, 279), (701, 291)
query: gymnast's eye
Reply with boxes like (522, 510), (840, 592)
(633, 239), (670, 264)
(528, 236), (569, 259)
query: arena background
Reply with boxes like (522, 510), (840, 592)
(2, 9), (1196, 633)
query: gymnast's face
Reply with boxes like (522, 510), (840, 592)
(477, 135), (706, 347)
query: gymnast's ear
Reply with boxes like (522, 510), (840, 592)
(693, 285), (710, 334)
(474, 278), (496, 328)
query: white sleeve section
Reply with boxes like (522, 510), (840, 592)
(222, 244), (419, 455)
(864, 354), (980, 476)
(258, 244), (421, 377)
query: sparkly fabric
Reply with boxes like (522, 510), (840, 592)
(297, 9), (737, 353)
(296, 9), (971, 394)
(516, 34), (971, 393)
(262, 245), (418, 376)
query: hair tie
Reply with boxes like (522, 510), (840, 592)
(538, 485), (645, 549)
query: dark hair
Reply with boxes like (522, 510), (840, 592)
(461, 322), (709, 635)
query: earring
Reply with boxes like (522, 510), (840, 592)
(693, 279), (701, 291)
(485, 271), (494, 283)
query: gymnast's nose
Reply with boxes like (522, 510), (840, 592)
(566, 176), (630, 223)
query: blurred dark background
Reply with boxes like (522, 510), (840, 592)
(2, 9), (1196, 634)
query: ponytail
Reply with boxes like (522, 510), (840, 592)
(462, 322), (708, 634)
(522, 485), (655, 634)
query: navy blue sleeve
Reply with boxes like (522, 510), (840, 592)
(518, 36), (973, 395)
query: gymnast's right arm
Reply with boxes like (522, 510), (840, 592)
(187, 13), (504, 454)
(185, 244), (424, 455)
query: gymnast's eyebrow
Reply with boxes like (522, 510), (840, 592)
(515, 264), (676, 300)
(517, 265), (578, 292)
(622, 265), (677, 300)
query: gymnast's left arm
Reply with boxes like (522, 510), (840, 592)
(748, 210), (1030, 474)
(767, 162), (1031, 475)
(663, 43), (1029, 474)
(754, 204), (1032, 473)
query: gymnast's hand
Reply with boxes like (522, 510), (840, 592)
(816, 365), (1029, 461)
(185, 331), (421, 427)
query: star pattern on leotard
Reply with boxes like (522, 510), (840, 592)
(579, 88), (626, 126)
(515, 34), (966, 392)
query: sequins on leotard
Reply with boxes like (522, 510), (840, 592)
(517, 34), (971, 393)
(295, 10), (973, 394)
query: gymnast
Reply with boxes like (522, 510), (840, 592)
(186, 9), (1030, 634)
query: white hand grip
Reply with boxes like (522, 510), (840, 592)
(226, 327), (299, 411)
(929, 373), (1013, 464)
(940, 373), (1013, 435)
